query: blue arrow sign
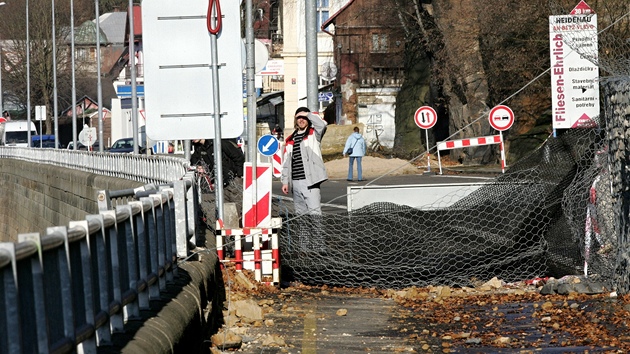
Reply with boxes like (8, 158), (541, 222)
(257, 135), (279, 156)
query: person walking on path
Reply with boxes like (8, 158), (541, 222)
(343, 126), (366, 181)
(281, 107), (328, 215)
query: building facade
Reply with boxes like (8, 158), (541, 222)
(280, 0), (346, 131)
(322, 0), (405, 148)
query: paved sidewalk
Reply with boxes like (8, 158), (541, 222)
(228, 285), (628, 353)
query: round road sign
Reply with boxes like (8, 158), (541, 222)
(414, 106), (438, 129)
(257, 134), (279, 157)
(79, 127), (97, 146)
(488, 105), (514, 131)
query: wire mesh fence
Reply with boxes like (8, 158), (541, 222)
(273, 128), (616, 289)
(191, 1), (630, 292)
(193, 86), (630, 290)
(193, 125), (618, 290)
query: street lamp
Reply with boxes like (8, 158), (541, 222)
(70, 0), (77, 150)
(95, 0), (104, 152)
(52, 0), (59, 147)
(0, 2), (7, 114)
(26, 0), (31, 146)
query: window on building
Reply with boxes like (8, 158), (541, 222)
(75, 47), (97, 61)
(317, 0), (329, 32)
(372, 34), (388, 52)
(270, 1), (279, 31)
(75, 48), (88, 61)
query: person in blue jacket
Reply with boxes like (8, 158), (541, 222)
(343, 126), (367, 181)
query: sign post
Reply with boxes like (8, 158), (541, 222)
(414, 106), (438, 173)
(79, 126), (97, 151)
(142, 0), (244, 140)
(257, 134), (279, 157)
(318, 92), (333, 102)
(35, 105), (46, 148)
(549, 1), (599, 129)
(488, 105), (514, 173)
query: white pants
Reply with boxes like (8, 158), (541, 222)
(291, 179), (322, 215)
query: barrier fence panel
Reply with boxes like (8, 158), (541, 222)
(436, 135), (504, 174)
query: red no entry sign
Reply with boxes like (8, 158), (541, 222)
(414, 106), (437, 129)
(488, 105), (514, 131)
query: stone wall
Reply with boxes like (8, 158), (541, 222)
(0, 158), (144, 242)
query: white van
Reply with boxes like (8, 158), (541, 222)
(1, 121), (38, 147)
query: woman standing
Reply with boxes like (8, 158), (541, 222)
(343, 127), (366, 181)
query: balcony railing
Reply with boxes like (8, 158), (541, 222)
(358, 67), (405, 87)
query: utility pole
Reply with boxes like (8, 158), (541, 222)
(246, 0), (256, 163)
(305, 0), (319, 112)
(26, 0), (31, 147)
(96, 0), (104, 152)
(129, 0), (138, 154)
(70, 0), (77, 150)
(0, 2), (5, 114)
(52, 0), (59, 147)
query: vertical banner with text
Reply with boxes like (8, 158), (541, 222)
(549, 2), (599, 129)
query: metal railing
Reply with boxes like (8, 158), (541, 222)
(0, 150), (199, 353)
(0, 147), (190, 185)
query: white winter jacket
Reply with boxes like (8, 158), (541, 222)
(281, 112), (328, 189)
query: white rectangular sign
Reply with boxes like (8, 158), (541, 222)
(142, 0), (244, 140)
(549, 13), (599, 129)
(259, 59), (284, 76)
(35, 105), (46, 121)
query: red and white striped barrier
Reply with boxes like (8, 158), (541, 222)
(272, 144), (283, 178)
(437, 135), (501, 150)
(436, 134), (506, 174)
(215, 217), (282, 284)
(243, 162), (272, 228)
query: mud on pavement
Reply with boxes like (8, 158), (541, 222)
(207, 266), (630, 353)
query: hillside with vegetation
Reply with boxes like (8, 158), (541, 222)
(391, 0), (629, 164)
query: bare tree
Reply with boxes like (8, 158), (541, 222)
(390, 0), (630, 163)
(0, 0), (127, 134)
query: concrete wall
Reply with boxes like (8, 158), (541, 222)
(0, 158), (144, 242)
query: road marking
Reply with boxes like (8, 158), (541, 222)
(302, 310), (318, 353)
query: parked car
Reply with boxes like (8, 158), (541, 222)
(108, 137), (146, 153)
(32, 134), (63, 148)
(67, 141), (100, 151)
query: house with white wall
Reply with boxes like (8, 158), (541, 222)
(280, 0), (347, 131)
(109, 5), (147, 147)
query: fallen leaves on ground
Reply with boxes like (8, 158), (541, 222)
(220, 263), (630, 352)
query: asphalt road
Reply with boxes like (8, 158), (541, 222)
(272, 172), (499, 213)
